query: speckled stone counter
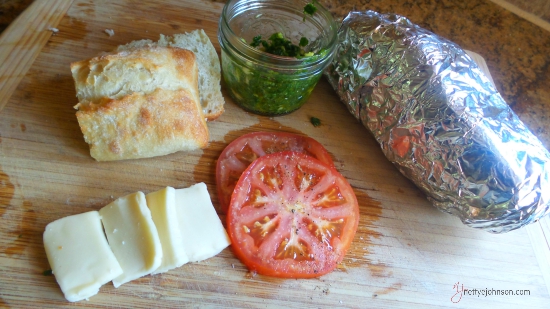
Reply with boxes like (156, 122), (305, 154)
(2, 0), (549, 150)
(320, 0), (550, 150)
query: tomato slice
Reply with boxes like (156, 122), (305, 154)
(227, 151), (359, 278)
(216, 132), (334, 213)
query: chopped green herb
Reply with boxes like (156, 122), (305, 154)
(248, 1), (320, 58)
(248, 32), (311, 58)
(250, 35), (263, 48)
(310, 117), (321, 127)
(43, 269), (53, 276)
(303, 0), (318, 21)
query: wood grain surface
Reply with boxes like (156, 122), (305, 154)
(0, 0), (549, 308)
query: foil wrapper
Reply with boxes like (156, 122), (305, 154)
(325, 11), (550, 233)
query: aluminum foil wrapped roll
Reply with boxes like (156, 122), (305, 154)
(325, 11), (550, 233)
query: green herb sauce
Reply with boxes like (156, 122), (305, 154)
(222, 0), (326, 116)
(222, 49), (327, 116)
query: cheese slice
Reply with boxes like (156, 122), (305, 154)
(43, 211), (123, 302)
(175, 183), (231, 262)
(145, 187), (189, 274)
(99, 191), (162, 287)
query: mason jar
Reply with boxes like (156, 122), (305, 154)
(218, 0), (338, 116)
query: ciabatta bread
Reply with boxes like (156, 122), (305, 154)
(116, 29), (224, 121)
(71, 46), (208, 161)
(71, 46), (200, 104)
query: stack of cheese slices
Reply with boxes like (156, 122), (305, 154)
(71, 29), (224, 161)
(43, 183), (231, 302)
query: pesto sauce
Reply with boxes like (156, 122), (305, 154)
(221, 49), (327, 116)
(221, 0), (326, 116)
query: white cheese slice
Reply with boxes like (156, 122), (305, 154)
(146, 187), (189, 274)
(175, 182), (231, 262)
(99, 191), (162, 288)
(43, 211), (122, 302)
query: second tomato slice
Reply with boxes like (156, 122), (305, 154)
(216, 132), (334, 213)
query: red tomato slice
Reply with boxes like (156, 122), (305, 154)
(227, 151), (359, 278)
(216, 132), (334, 213)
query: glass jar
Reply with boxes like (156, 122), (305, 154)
(218, 0), (338, 116)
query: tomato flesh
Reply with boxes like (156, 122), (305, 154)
(216, 132), (334, 213)
(227, 151), (359, 278)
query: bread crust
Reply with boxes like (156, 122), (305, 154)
(71, 47), (199, 104)
(76, 89), (208, 161)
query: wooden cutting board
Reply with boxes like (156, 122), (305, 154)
(1, 0), (549, 308)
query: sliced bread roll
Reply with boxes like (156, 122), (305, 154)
(116, 29), (224, 121)
(71, 46), (200, 103)
(72, 47), (208, 161)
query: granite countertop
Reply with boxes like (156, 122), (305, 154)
(2, 0), (549, 149)
(320, 0), (550, 150)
